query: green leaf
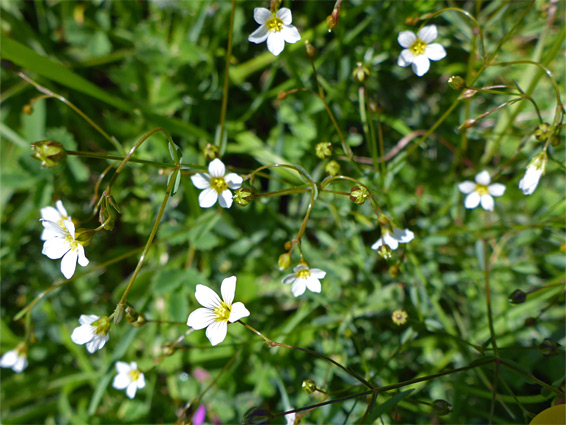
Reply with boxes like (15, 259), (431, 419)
(362, 389), (414, 423)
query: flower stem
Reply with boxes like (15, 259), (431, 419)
(217, 0), (236, 152)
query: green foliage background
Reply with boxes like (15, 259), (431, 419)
(1, 0), (564, 424)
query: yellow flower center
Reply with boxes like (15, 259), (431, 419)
(64, 234), (78, 250)
(297, 268), (311, 279)
(409, 39), (427, 56)
(213, 301), (231, 322)
(475, 184), (489, 195)
(266, 16), (283, 32)
(129, 369), (140, 382)
(210, 177), (228, 193)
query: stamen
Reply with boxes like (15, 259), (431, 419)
(409, 39), (427, 56)
(266, 17), (283, 32)
(129, 369), (140, 382)
(297, 268), (311, 279)
(475, 184), (489, 195)
(210, 177), (228, 194)
(213, 301), (231, 322)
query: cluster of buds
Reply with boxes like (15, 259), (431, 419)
(31, 140), (67, 168)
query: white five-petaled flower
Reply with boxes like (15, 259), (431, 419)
(519, 151), (547, 195)
(71, 315), (110, 353)
(248, 7), (301, 56)
(41, 219), (89, 279)
(458, 170), (506, 211)
(191, 159), (243, 209)
(112, 361), (146, 399)
(40, 200), (71, 240)
(0, 345), (28, 373)
(371, 228), (414, 251)
(187, 276), (250, 346)
(282, 265), (326, 297)
(397, 25), (446, 76)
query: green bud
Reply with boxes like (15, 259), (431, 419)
(533, 123), (552, 142)
(432, 399), (453, 416)
(448, 76), (466, 90)
(125, 306), (139, 323)
(204, 143), (220, 162)
(233, 188), (254, 207)
(540, 338), (560, 357)
(302, 379), (316, 394)
(315, 142), (333, 159)
(133, 313), (147, 327)
(98, 196), (118, 231)
(305, 40), (316, 59)
(508, 289), (527, 304)
(353, 62), (370, 83)
(278, 253), (291, 271)
(349, 186), (370, 205)
(325, 160), (340, 176)
(31, 140), (67, 168)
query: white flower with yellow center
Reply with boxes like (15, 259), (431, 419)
(519, 151), (547, 195)
(371, 228), (414, 251)
(397, 25), (446, 76)
(41, 219), (89, 279)
(40, 200), (71, 240)
(71, 314), (110, 353)
(191, 159), (243, 209)
(0, 344), (28, 373)
(248, 7), (301, 56)
(112, 361), (146, 399)
(187, 276), (250, 346)
(282, 265), (326, 297)
(458, 170), (506, 211)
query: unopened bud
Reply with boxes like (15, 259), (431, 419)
(233, 188), (254, 207)
(23, 104), (33, 115)
(302, 379), (316, 394)
(305, 40), (316, 59)
(508, 289), (527, 304)
(326, 7), (340, 32)
(315, 142), (332, 159)
(448, 75), (466, 90)
(353, 62), (370, 83)
(325, 160), (340, 176)
(432, 399), (453, 416)
(125, 306), (139, 323)
(284, 241), (293, 251)
(349, 186), (370, 205)
(459, 119), (477, 130)
(458, 88), (477, 100)
(534, 123), (552, 142)
(133, 313), (147, 327)
(278, 253), (291, 271)
(378, 245), (392, 260)
(540, 338), (560, 357)
(31, 140), (67, 168)
(204, 143), (220, 162)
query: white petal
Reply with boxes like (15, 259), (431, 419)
(42, 238), (70, 259)
(0, 350), (18, 368)
(392, 228), (414, 244)
(418, 25), (437, 43)
(285, 412), (296, 425)
(248, 25), (269, 44)
(198, 188), (218, 208)
(383, 233), (399, 250)
(63, 219), (75, 236)
(475, 171), (491, 185)
(276, 7), (292, 25)
(205, 321), (228, 346)
(221, 276), (237, 305)
(228, 302), (250, 322)
(310, 269), (326, 279)
(480, 194), (494, 211)
(79, 315), (99, 326)
(305, 277), (321, 293)
(267, 32), (285, 56)
(136, 373), (146, 389)
(77, 244), (89, 267)
(126, 382), (138, 399)
(488, 183), (506, 197)
(40, 206), (61, 222)
(398, 49), (414, 67)
(187, 308), (216, 330)
(458, 181), (476, 194)
(425, 43), (446, 61)
(282, 274), (297, 284)
(464, 192), (481, 209)
(195, 284), (222, 309)
(519, 170), (540, 195)
(225, 173), (243, 189)
(86, 335), (108, 353)
(253, 7), (272, 25)
(398, 31), (416, 48)
(411, 55), (430, 77)
(208, 158), (225, 178)
(41, 228), (61, 241)
(55, 200), (68, 217)
(191, 173), (211, 190)
(291, 280), (306, 297)
(280, 25), (301, 44)
(371, 239), (383, 250)
(12, 356), (27, 373)
(113, 372), (130, 390)
(71, 325), (95, 345)
(41, 220), (67, 237)
(115, 361), (131, 374)
(61, 249), (78, 279)
(218, 190), (233, 208)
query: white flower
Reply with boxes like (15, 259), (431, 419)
(191, 159), (243, 209)
(40, 200), (71, 240)
(71, 314), (110, 353)
(112, 361), (145, 399)
(371, 228), (414, 251)
(458, 170), (506, 211)
(187, 276), (250, 346)
(41, 219), (89, 279)
(282, 265), (326, 297)
(397, 25), (446, 76)
(0, 346), (28, 373)
(285, 411), (296, 425)
(248, 7), (301, 56)
(519, 151), (547, 195)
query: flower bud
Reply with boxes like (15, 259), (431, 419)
(391, 309), (408, 326)
(540, 338), (560, 357)
(31, 140), (67, 168)
(204, 143), (220, 162)
(278, 253), (291, 271)
(125, 306), (139, 323)
(284, 241), (293, 251)
(305, 40), (316, 59)
(133, 313), (147, 327)
(458, 88), (477, 100)
(534, 123), (551, 142)
(302, 379), (316, 394)
(349, 186), (370, 205)
(233, 188), (254, 207)
(432, 399), (453, 416)
(315, 142), (333, 159)
(377, 245), (392, 260)
(326, 7), (340, 32)
(508, 289), (527, 304)
(325, 160), (340, 176)
(448, 76), (466, 90)
(353, 62), (370, 83)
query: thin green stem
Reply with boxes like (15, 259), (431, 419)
(217, 0), (236, 151)
(67, 150), (177, 169)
